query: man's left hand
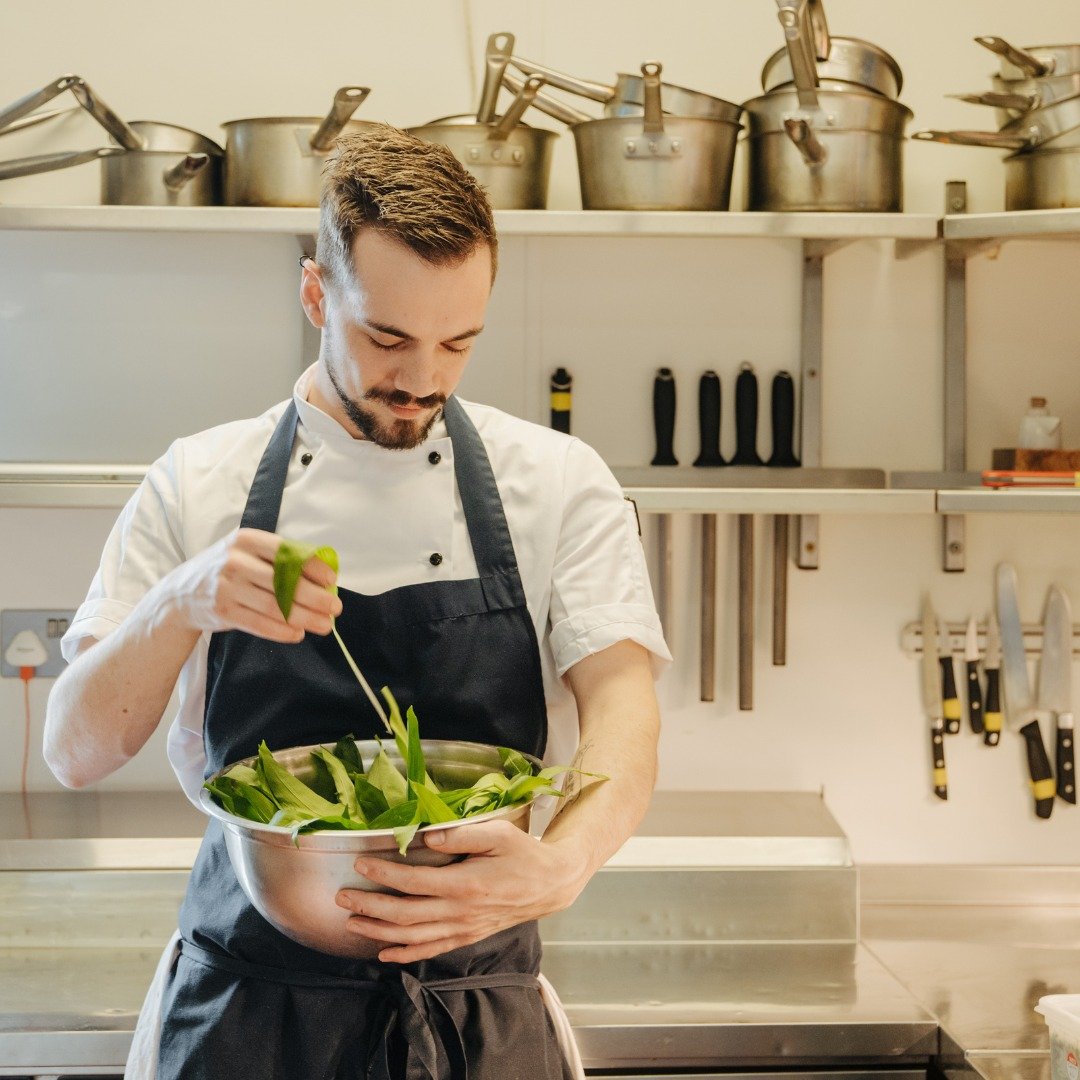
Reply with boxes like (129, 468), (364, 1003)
(335, 820), (587, 963)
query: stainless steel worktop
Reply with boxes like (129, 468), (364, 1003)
(2, 793), (1077, 1077)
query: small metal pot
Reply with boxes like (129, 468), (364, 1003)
(743, 87), (912, 211)
(1005, 144), (1080, 209)
(408, 76), (557, 209)
(763, 34), (903, 99)
(222, 86), (373, 207)
(568, 63), (741, 211)
(509, 54), (741, 122)
(976, 36), (1080, 81)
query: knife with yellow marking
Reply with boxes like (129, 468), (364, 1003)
(922, 599), (948, 800)
(938, 616), (962, 735)
(965, 616), (984, 735)
(984, 612), (1003, 747)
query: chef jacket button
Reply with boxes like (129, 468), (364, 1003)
(428, 451), (442, 465)
(429, 552), (444, 566)
(300, 452), (313, 467)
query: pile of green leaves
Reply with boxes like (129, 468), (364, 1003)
(204, 540), (603, 855)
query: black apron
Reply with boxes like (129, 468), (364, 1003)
(158, 397), (573, 1080)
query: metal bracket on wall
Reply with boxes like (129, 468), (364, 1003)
(902, 620), (1080, 659)
(797, 240), (824, 569)
(942, 181), (967, 572)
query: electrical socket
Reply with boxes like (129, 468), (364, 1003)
(1, 609), (76, 679)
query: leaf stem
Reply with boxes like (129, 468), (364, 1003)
(332, 624), (390, 732)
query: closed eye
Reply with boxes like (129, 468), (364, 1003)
(368, 336), (405, 352)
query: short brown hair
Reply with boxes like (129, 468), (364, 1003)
(317, 124), (498, 288)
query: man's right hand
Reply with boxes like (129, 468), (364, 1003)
(156, 527), (343, 643)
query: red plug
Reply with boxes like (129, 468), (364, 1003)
(20, 666), (35, 682)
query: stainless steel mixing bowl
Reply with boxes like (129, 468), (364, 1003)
(200, 738), (540, 958)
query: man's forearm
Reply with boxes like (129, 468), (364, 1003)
(542, 640), (661, 893)
(44, 585), (199, 788)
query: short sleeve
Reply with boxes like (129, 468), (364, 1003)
(546, 439), (672, 679)
(60, 441), (186, 661)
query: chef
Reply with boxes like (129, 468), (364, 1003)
(45, 124), (670, 1080)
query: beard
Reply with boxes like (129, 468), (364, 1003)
(325, 360), (446, 450)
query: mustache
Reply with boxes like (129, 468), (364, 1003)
(363, 387), (446, 409)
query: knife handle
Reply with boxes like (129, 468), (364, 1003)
(550, 367), (571, 434)
(1057, 715), (1076, 804)
(650, 368), (678, 466)
(940, 656), (961, 734)
(984, 668), (1002, 746)
(731, 363), (764, 466)
(767, 371), (800, 468)
(693, 371), (725, 467)
(965, 660), (984, 735)
(931, 722), (948, 801)
(1020, 718), (1055, 819)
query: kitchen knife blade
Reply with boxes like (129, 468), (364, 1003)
(921, 599), (948, 800)
(984, 612), (1003, 746)
(964, 616), (984, 735)
(1039, 586), (1075, 804)
(997, 564), (1055, 819)
(693, 371), (723, 703)
(651, 369), (677, 641)
(939, 617), (962, 735)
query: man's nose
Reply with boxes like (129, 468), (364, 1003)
(394, 352), (440, 398)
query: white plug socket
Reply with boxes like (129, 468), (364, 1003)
(4, 629), (48, 669)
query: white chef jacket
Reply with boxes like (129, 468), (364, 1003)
(62, 365), (671, 806)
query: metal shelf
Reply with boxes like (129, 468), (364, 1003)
(936, 488), (1080, 514)
(943, 208), (1080, 246)
(623, 486), (933, 514)
(0, 204), (942, 241)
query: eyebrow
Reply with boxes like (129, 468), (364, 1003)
(365, 320), (484, 344)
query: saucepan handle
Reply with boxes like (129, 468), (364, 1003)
(784, 116), (827, 166)
(912, 128), (1032, 150)
(0, 145), (124, 182)
(501, 72), (592, 126)
(309, 86), (371, 153)
(775, 0), (820, 111)
(975, 36), (1055, 78)
(162, 152), (210, 192)
(488, 75), (545, 141)
(0, 75), (82, 133)
(508, 55), (616, 105)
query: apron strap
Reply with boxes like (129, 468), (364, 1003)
(239, 402), (299, 533)
(179, 938), (539, 1080)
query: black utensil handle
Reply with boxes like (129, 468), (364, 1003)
(550, 367), (571, 434)
(931, 722), (948, 801)
(731, 364), (763, 466)
(768, 371), (800, 468)
(940, 657), (961, 734)
(693, 371), (725, 467)
(1057, 722), (1076, 804)
(984, 668), (1002, 746)
(651, 368), (678, 466)
(965, 660), (984, 734)
(1020, 718), (1055, 819)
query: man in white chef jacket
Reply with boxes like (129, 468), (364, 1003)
(45, 125), (669, 1080)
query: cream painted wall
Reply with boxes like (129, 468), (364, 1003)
(2, 1), (1080, 862)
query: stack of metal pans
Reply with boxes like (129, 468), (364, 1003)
(914, 36), (1080, 210)
(742, 0), (911, 212)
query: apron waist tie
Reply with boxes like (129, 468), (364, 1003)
(179, 938), (540, 1080)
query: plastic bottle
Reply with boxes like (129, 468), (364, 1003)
(1019, 397), (1062, 450)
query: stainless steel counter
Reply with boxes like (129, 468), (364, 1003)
(2, 794), (1077, 1077)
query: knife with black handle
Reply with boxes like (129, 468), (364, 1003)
(731, 362), (764, 467)
(963, 616), (984, 735)
(694, 371), (723, 703)
(939, 618), (962, 735)
(651, 369), (677, 642)
(1040, 586), (1076, 805)
(922, 599), (948, 801)
(984, 612), (1003, 747)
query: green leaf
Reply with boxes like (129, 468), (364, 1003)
(413, 782), (458, 825)
(366, 749), (409, 807)
(405, 706), (432, 789)
(204, 776), (277, 823)
(498, 747), (534, 778)
(393, 822), (421, 856)
(354, 775), (390, 821)
(272, 539), (338, 621)
(222, 763), (262, 786)
(310, 746), (363, 822)
(332, 735), (365, 777)
(381, 686), (410, 762)
(256, 742), (344, 820)
(369, 800), (419, 830)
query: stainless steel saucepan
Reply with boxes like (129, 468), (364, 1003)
(0, 75), (223, 204)
(508, 54), (741, 122)
(764, 0), (902, 99)
(408, 76), (557, 209)
(1004, 143), (1080, 209)
(222, 86), (373, 207)
(913, 92), (1080, 153)
(976, 36), (1080, 81)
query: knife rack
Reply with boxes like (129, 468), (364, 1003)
(900, 622), (1080, 659)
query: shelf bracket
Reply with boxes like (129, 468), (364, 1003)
(797, 240), (823, 569)
(942, 181), (967, 572)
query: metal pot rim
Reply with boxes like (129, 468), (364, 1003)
(1005, 141), (1080, 161)
(221, 115), (380, 129)
(742, 89), (912, 115)
(409, 119), (558, 138)
(571, 114), (742, 131)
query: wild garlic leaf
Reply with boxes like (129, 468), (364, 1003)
(498, 747), (534, 778)
(393, 822), (421, 856)
(366, 749), (409, 807)
(272, 540), (338, 621)
(368, 800), (419, 830)
(310, 746), (363, 822)
(257, 742), (344, 820)
(381, 687), (411, 763)
(354, 776), (390, 821)
(413, 782), (458, 825)
(332, 736), (365, 777)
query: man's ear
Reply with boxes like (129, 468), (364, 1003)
(299, 259), (328, 329)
